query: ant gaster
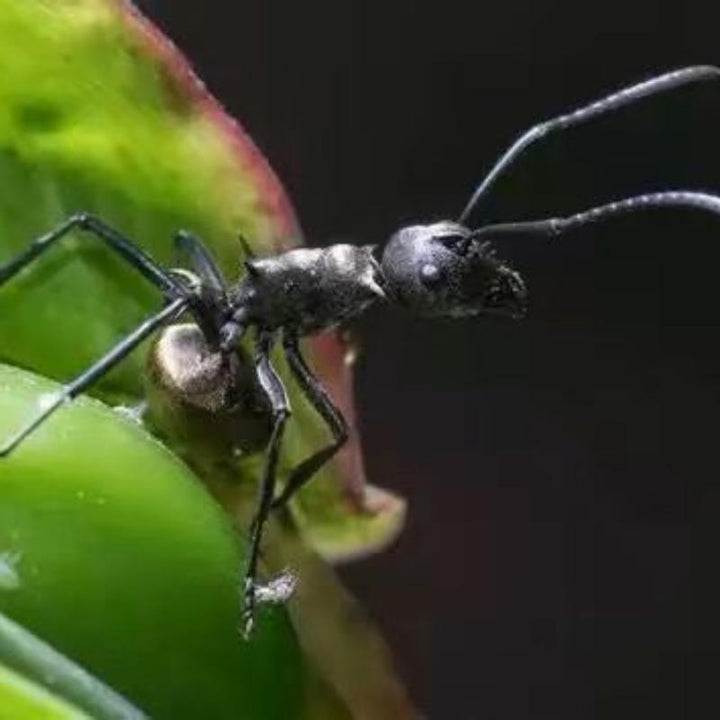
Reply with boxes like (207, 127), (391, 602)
(2, 66), (720, 636)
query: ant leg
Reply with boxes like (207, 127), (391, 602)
(171, 231), (230, 345)
(470, 191), (720, 240)
(270, 333), (348, 511)
(172, 230), (227, 297)
(242, 330), (291, 638)
(459, 66), (720, 224)
(237, 233), (256, 261)
(0, 297), (188, 457)
(0, 213), (181, 294)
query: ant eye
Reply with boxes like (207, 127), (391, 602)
(420, 263), (441, 286)
(435, 233), (465, 249)
(435, 232), (473, 256)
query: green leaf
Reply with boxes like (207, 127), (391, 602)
(0, 363), (304, 720)
(0, 661), (91, 720)
(0, 611), (145, 719)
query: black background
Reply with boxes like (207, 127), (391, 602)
(138, 2), (720, 717)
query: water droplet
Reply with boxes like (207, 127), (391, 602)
(0, 551), (21, 591)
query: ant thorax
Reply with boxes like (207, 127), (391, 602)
(233, 244), (386, 334)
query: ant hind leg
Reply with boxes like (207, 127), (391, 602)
(0, 297), (188, 457)
(0, 213), (180, 293)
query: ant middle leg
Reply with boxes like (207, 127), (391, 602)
(270, 332), (349, 511)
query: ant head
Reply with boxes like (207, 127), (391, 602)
(380, 221), (527, 319)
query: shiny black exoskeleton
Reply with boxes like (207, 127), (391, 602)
(381, 221), (526, 319)
(231, 244), (387, 334)
(2, 65), (720, 636)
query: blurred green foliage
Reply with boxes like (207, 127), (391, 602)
(0, 363), (303, 719)
(0, 2), (414, 718)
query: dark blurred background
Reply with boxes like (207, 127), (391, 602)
(138, 1), (720, 717)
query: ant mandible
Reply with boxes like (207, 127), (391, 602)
(1, 66), (719, 636)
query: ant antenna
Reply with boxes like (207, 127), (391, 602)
(458, 66), (720, 226)
(467, 190), (720, 241)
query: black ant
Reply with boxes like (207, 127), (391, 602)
(1, 66), (719, 637)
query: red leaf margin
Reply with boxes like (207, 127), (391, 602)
(114, 0), (390, 526)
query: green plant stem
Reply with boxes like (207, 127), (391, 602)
(0, 612), (147, 720)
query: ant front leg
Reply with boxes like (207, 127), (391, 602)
(270, 333), (349, 510)
(241, 330), (292, 638)
(241, 331), (348, 637)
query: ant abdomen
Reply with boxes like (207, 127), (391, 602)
(151, 323), (239, 412)
(146, 323), (272, 457)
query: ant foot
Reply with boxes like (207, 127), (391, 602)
(241, 569), (297, 639)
